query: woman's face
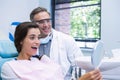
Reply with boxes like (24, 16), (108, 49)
(20, 28), (41, 58)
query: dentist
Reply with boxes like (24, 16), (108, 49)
(30, 7), (102, 80)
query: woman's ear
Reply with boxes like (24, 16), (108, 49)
(20, 41), (23, 45)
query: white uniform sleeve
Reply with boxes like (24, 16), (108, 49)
(65, 35), (83, 65)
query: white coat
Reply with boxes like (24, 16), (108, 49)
(50, 29), (83, 79)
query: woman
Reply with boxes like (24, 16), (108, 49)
(1, 22), (102, 80)
(1, 22), (64, 80)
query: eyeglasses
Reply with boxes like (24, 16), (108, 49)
(34, 19), (52, 25)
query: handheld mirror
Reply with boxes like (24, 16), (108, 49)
(91, 40), (104, 68)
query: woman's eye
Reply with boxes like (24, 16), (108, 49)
(30, 36), (35, 40)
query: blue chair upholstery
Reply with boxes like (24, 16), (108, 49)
(0, 40), (18, 58)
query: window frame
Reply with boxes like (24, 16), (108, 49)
(51, 0), (101, 48)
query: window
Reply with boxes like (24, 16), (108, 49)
(52, 0), (101, 48)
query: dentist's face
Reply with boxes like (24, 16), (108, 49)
(33, 11), (52, 38)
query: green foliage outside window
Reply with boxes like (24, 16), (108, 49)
(70, 0), (101, 40)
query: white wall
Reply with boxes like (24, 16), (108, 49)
(0, 0), (51, 41)
(0, 0), (40, 40)
(101, 0), (120, 55)
(39, 0), (51, 12)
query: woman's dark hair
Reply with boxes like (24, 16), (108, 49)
(30, 7), (50, 21)
(14, 22), (39, 53)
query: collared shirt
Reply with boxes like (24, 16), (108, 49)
(39, 40), (51, 57)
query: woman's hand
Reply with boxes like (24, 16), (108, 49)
(79, 69), (102, 80)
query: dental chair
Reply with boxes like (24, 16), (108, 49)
(0, 40), (18, 80)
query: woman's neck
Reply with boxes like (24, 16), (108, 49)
(17, 53), (31, 60)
